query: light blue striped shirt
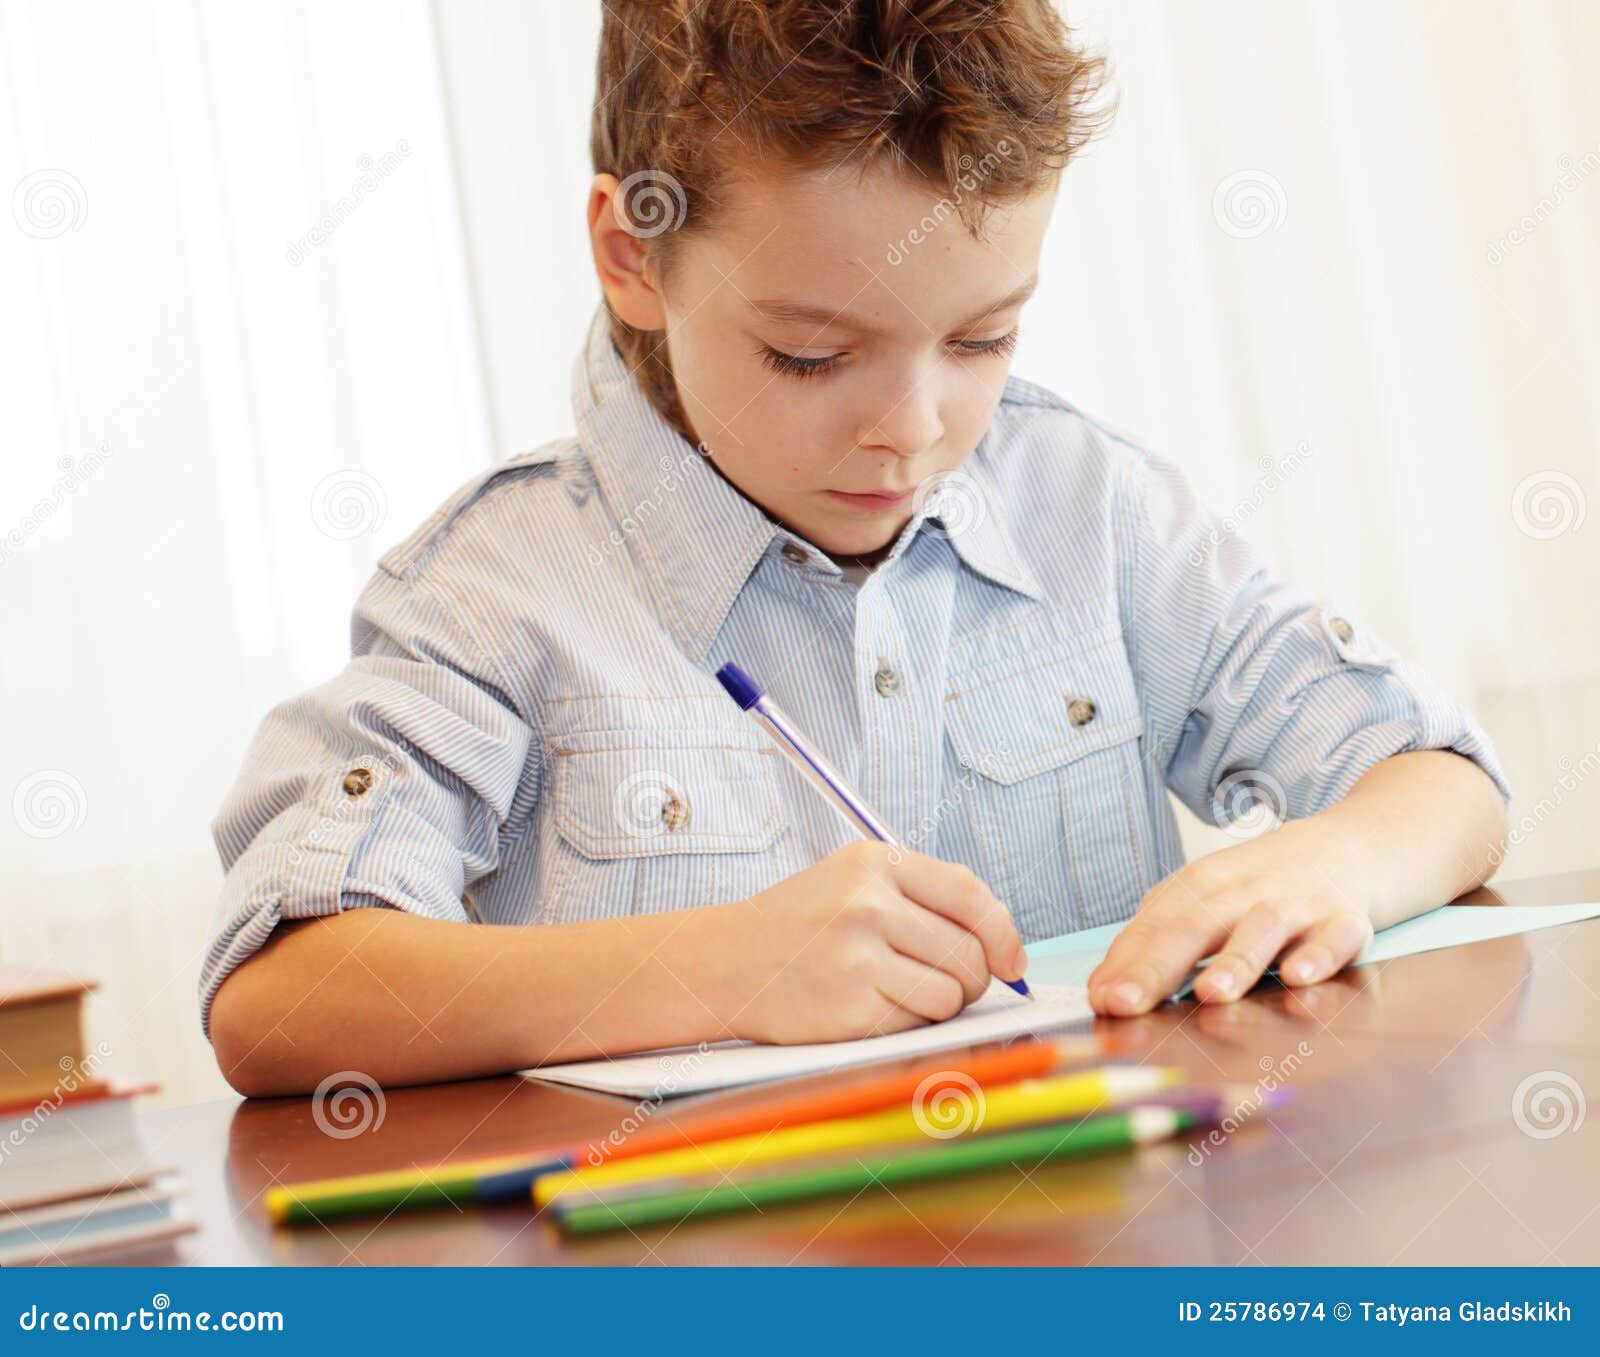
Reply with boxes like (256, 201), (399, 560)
(200, 304), (1509, 1035)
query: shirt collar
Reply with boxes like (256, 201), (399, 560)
(572, 305), (781, 661)
(906, 455), (1044, 603)
(570, 304), (1043, 659)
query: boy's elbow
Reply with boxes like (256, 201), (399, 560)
(208, 956), (314, 1098)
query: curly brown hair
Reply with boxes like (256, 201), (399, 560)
(590, 0), (1114, 437)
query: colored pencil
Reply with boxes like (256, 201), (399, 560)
(263, 1035), (1107, 1225)
(552, 1105), (1204, 1236)
(533, 1064), (1181, 1206)
(563, 1084), (1283, 1210)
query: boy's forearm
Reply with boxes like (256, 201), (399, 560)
(209, 904), (740, 1096)
(1320, 750), (1509, 928)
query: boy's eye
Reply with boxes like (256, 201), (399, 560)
(758, 347), (841, 381)
(756, 326), (1020, 382)
(953, 327), (1020, 358)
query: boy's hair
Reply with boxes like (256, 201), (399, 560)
(590, 0), (1113, 436)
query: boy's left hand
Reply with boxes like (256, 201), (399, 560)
(1086, 815), (1377, 1015)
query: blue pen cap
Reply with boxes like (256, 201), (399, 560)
(715, 662), (764, 710)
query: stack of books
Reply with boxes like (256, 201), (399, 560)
(0, 964), (194, 1264)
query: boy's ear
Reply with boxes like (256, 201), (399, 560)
(587, 174), (668, 332)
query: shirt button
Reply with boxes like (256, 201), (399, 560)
(661, 791), (691, 832)
(1066, 696), (1097, 727)
(342, 767), (374, 797)
(874, 663), (902, 698)
(1329, 615), (1354, 643)
(780, 542), (808, 565)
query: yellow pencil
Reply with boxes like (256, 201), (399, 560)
(533, 1064), (1181, 1206)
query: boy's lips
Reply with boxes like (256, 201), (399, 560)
(823, 486), (916, 512)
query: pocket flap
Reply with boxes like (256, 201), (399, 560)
(550, 734), (783, 859)
(945, 632), (1143, 785)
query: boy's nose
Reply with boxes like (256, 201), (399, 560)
(855, 378), (944, 460)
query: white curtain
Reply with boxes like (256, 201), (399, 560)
(1031, 0), (1600, 865)
(1, 0), (491, 1103)
(3, 1), (1596, 1105)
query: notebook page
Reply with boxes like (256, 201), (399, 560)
(525, 980), (1091, 1098)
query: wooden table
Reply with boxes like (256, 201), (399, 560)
(131, 869), (1600, 1265)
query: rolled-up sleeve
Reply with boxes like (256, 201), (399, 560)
(1116, 448), (1510, 829)
(199, 568), (536, 1038)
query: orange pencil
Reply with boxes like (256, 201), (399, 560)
(581, 1033), (1113, 1167)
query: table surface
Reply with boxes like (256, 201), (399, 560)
(123, 868), (1600, 1266)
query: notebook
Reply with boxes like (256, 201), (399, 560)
(528, 980), (1092, 1098)
(1024, 899), (1600, 997)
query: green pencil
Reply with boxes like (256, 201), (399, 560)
(552, 1105), (1200, 1236)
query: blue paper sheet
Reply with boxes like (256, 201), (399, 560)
(1023, 901), (1600, 998)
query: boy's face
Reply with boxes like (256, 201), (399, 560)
(648, 161), (1057, 560)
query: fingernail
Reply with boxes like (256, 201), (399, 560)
(1011, 943), (1028, 975)
(1111, 980), (1144, 1011)
(1206, 965), (1239, 1000)
(1289, 947), (1330, 984)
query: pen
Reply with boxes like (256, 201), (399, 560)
(714, 660), (1032, 1000)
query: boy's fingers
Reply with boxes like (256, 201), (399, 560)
(884, 903), (991, 1004)
(1194, 900), (1307, 1004)
(872, 952), (965, 1025)
(1089, 908), (1232, 1014)
(1278, 911), (1374, 987)
(883, 850), (1024, 980)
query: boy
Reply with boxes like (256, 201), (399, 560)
(205, 0), (1508, 1095)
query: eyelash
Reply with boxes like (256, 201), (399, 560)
(757, 327), (1020, 382)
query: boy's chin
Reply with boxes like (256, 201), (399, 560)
(804, 513), (911, 562)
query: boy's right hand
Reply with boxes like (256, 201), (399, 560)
(707, 841), (1028, 1045)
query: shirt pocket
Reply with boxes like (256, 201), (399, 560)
(537, 729), (791, 924)
(943, 626), (1155, 936)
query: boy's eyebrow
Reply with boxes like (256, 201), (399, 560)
(747, 274), (1039, 334)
